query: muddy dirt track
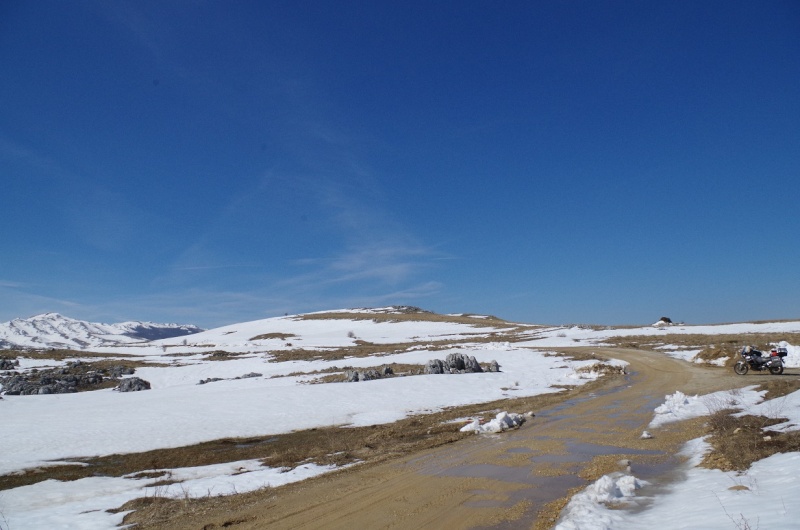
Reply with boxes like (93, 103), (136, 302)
(154, 347), (781, 530)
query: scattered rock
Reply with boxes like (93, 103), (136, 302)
(487, 360), (501, 372)
(0, 358), (19, 371)
(343, 365), (397, 382)
(0, 362), (115, 395)
(358, 369), (382, 382)
(424, 359), (446, 375)
(444, 352), (483, 373)
(107, 365), (135, 378)
(116, 377), (151, 392)
(198, 377), (224, 385)
(424, 354), (486, 375)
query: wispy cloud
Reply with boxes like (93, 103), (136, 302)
(0, 134), (72, 184)
(290, 244), (437, 286)
(171, 265), (262, 272)
(0, 284), (84, 323)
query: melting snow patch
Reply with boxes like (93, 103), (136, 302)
(648, 388), (764, 429)
(554, 473), (650, 530)
(460, 411), (533, 433)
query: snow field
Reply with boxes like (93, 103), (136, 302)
(1, 344), (608, 475)
(0, 336), (616, 529)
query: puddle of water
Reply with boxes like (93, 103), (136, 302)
(630, 454), (681, 482)
(439, 463), (544, 484)
(528, 452), (580, 465)
(464, 474), (586, 509)
(564, 441), (661, 458)
(533, 372), (635, 423)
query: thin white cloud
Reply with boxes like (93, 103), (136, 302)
(283, 242), (442, 288)
(0, 285), (84, 323)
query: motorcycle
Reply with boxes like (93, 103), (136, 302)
(733, 346), (787, 375)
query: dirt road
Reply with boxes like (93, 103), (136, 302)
(157, 348), (767, 529)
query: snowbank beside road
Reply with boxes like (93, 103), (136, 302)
(648, 387), (765, 428)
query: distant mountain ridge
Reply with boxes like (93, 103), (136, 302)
(0, 312), (203, 350)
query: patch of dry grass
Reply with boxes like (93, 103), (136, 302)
(0, 348), (138, 361)
(263, 330), (541, 364)
(248, 332), (295, 341)
(701, 413), (800, 471)
(204, 350), (253, 361)
(263, 342), (423, 363)
(295, 309), (539, 333)
(758, 378), (800, 399)
(700, 379), (800, 471)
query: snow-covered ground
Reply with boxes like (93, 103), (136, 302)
(0, 313), (613, 529)
(2, 311), (800, 529)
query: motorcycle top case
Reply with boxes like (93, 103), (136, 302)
(774, 347), (788, 358)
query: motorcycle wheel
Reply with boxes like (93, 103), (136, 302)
(734, 362), (749, 375)
(769, 365), (784, 375)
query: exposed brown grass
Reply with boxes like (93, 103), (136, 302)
(0, 348), (139, 361)
(758, 378), (800, 399)
(700, 379), (800, 472)
(702, 413), (800, 471)
(263, 342), (421, 363)
(294, 310), (540, 335)
(248, 332), (296, 341)
(204, 350), (254, 361)
(263, 330), (539, 364)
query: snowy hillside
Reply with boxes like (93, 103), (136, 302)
(3, 308), (800, 529)
(149, 307), (513, 353)
(0, 308), (614, 527)
(0, 313), (203, 349)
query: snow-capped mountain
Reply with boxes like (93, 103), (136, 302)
(0, 312), (203, 350)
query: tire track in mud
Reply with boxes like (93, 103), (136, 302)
(153, 347), (765, 530)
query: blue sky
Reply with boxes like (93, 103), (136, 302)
(2, 1), (799, 328)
